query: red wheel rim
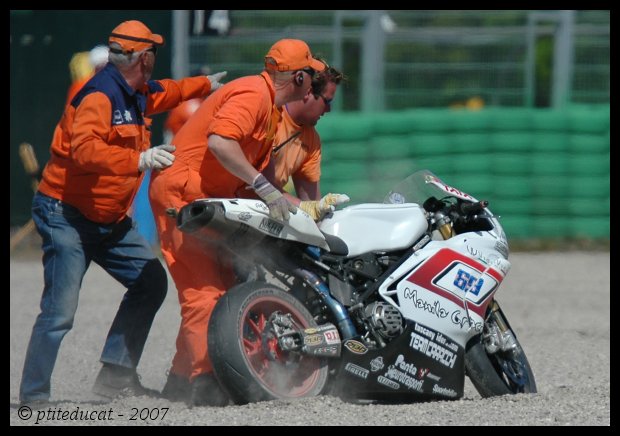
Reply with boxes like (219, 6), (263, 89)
(240, 295), (324, 398)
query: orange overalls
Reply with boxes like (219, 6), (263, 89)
(149, 71), (281, 380)
(164, 98), (203, 136)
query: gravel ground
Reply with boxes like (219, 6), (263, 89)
(10, 251), (610, 426)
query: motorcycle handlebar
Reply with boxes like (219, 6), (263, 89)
(459, 200), (488, 215)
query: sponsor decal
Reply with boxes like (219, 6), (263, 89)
(377, 375), (400, 390)
(432, 384), (458, 398)
(453, 268), (484, 296)
(304, 328), (317, 334)
(426, 372), (441, 382)
(323, 329), (340, 345)
(417, 368), (430, 380)
(258, 218), (283, 236)
(113, 110), (123, 124)
(451, 309), (483, 332)
(254, 202), (269, 212)
(425, 175), (476, 202)
(414, 322), (436, 341)
(434, 332), (458, 352)
(393, 354), (417, 376)
(404, 249), (504, 317)
(433, 261), (498, 305)
(495, 241), (509, 259)
(383, 355), (424, 392)
(343, 340), (368, 355)
(466, 245), (493, 268)
(466, 246), (509, 278)
(388, 192), (405, 204)
(413, 234), (431, 251)
(304, 334), (323, 346)
(238, 212), (252, 222)
(409, 332), (458, 369)
(404, 287), (449, 319)
(123, 109), (133, 122)
(309, 345), (339, 356)
(345, 363), (369, 379)
(370, 356), (384, 372)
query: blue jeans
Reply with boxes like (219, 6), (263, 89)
(19, 192), (167, 403)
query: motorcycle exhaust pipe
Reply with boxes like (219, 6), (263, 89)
(293, 268), (358, 340)
(176, 201), (265, 248)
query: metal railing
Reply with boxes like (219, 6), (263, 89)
(174, 10), (609, 111)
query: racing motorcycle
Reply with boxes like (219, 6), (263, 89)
(175, 169), (537, 404)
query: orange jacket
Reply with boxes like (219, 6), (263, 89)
(38, 63), (213, 224)
(269, 106), (321, 190)
(169, 71), (280, 199)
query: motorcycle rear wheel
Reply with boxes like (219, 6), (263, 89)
(465, 309), (537, 397)
(208, 281), (329, 404)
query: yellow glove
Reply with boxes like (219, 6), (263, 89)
(300, 193), (350, 221)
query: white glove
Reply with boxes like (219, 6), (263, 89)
(207, 71), (228, 92)
(300, 193), (350, 221)
(138, 144), (176, 172)
(252, 173), (297, 221)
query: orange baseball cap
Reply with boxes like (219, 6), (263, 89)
(264, 39), (325, 73)
(109, 20), (164, 53)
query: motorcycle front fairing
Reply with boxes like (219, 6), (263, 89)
(372, 170), (512, 354)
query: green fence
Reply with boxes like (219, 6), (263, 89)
(317, 105), (610, 240)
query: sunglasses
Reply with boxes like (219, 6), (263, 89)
(147, 46), (158, 55)
(301, 67), (316, 78)
(317, 94), (333, 107)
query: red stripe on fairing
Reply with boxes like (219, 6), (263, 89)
(404, 248), (503, 316)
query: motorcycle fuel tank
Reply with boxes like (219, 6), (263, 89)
(319, 203), (428, 258)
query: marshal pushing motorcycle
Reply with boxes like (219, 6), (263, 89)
(174, 169), (537, 404)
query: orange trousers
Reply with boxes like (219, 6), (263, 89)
(149, 163), (235, 381)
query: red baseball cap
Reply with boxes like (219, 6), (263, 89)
(264, 39), (325, 73)
(109, 20), (164, 53)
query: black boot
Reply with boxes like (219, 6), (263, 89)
(189, 373), (229, 407)
(161, 371), (191, 402)
(92, 363), (159, 399)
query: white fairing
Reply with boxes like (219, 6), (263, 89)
(209, 198), (331, 250)
(319, 203), (428, 258)
(377, 233), (511, 349)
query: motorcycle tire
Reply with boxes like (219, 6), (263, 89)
(208, 281), (329, 405)
(465, 333), (537, 397)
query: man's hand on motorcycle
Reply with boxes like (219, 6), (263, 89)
(300, 193), (350, 221)
(252, 173), (297, 221)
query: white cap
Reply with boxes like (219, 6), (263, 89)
(89, 45), (109, 69)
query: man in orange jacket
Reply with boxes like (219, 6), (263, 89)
(19, 20), (227, 407)
(149, 38), (325, 407)
(265, 63), (350, 220)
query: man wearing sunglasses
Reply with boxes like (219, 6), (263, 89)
(18, 19), (227, 408)
(264, 64), (350, 220)
(149, 38), (325, 406)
